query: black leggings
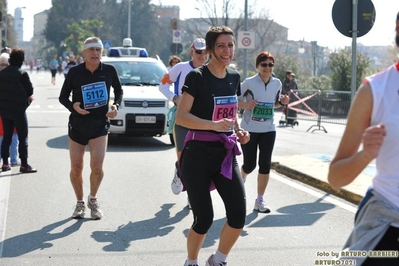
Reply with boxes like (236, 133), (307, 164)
(1, 109), (29, 165)
(180, 140), (246, 234)
(362, 226), (399, 265)
(241, 131), (276, 175)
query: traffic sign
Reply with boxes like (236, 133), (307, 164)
(170, 43), (183, 55)
(332, 0), (375, 38)
(173, 30), (182, 43)
(170, 17), (178, 30)
(103, 40), (112, 50)
(237, 31), (255, 49)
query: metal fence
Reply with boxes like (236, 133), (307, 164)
(280, 90), (351, 133)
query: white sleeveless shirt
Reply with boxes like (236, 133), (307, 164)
(367, 62), (399, 209)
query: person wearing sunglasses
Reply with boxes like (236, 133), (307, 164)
(159, 38), (209, 207)
(238, 51), (289, 214)
(167, 55), (182, 70)
(282, 70), (299, 125)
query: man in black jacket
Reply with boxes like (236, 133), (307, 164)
(0, 48), (37, 173)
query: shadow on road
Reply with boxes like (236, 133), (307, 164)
(247, 196), (335, 228)
(0, 218), (83, 257)
(91, 203), (189, 251)
(45, 134), (174, 152)
(46, 134), (69, 149)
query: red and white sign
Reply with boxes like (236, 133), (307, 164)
(237, 31), (255, 49)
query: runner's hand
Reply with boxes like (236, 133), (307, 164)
(73, 102), (90, 115)
(106, 105), (118, 118)
(362, 124), (386, 160)
(237, 130), (250, 144)
(212, 118), (235, 132)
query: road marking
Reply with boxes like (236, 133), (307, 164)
(0, 175), (11, 257)
(26, 105), (69, 113)
(271, 173), (357, 213)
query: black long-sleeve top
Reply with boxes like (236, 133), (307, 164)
(59, 62), (123, 119)
(0, 65), (34, 112)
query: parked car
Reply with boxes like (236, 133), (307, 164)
(102, 39), (173, 143)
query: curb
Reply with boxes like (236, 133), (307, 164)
(271, 162), (362, 205)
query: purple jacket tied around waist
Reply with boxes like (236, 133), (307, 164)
(180, 130), (241, 191)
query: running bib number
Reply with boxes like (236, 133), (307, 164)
(252, 101), (273, 121)
(81, 81), (108, 109)
(213, 95), (238, 132)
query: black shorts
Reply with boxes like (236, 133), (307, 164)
(173, 124), (189, 152)
(50, 69), (57, 77)
(68, 115), (110, 145)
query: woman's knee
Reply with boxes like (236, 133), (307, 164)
(227, 210), (246, 229)
(242, 164), (256, 175)
(191, 215), (214, 234)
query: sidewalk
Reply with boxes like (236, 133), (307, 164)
(272, 154), (373, 205)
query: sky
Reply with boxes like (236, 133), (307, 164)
(9, 0), (399, 49)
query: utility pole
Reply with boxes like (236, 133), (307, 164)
(243, 0), (248, 79)
(350, 0), (358, 102)
(127, 0), (131, 38)
(0, 11), (3, 48)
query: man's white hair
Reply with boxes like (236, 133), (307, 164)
(0, 53), (9, 65)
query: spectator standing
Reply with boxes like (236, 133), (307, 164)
(0, 52), (19, 166)
(238, 52), (289, 213)
(0, 48), (36, 173)
(176, 25), (250, 266)
(159, 38), (208, 206)
(59, 37), (123, 220)
(167, 55), (182, 70)
(328, 12), (399, 265)
(281, 70), (298, 125)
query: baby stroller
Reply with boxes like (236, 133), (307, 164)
(279, 91), (299, 127)
(279, 106), (298, 127)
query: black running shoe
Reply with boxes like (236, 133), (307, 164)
(2, 164), (11, 171)
(20, 164), (37, 173)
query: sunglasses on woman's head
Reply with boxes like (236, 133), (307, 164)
(260, 62), (274, 67)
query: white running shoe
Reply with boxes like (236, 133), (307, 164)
(171, 167), (183, 195)
(71, 201), (85, 219)
(205, 254), (227, 266)
(253, 199), (271, 213)
(87, 196), (104, 220)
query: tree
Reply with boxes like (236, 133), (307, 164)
(45, 0), (119, 49)
(301, 75), (332, 91)
(44, 0), (167, 59)
(272, 54), (301, 82)
(63, 20), (104, 56)
(329, 48), (370, 92)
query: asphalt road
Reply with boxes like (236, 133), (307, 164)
(0, 70), (358, 266)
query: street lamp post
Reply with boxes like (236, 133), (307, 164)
(311, 41), (318, 76)
(298, 39), (305, 54)
(127, 0), (131, 38)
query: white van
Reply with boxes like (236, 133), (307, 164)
(103, 39), (173, 143)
